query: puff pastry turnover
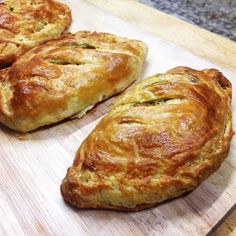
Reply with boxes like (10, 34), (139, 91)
(0, 31), (147, 132)
(61, 67), (234, 211)
(0, 0), (71, 68)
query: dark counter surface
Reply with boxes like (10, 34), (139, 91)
(138, 0), (236, 41)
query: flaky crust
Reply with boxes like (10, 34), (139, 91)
(0, 31), (147, 132)
(61, 67), (234, 211)
(0, 0), (71, 68)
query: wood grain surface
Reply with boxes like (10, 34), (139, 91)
(87, 0), (236, 72)
(0, 0), (235, 235)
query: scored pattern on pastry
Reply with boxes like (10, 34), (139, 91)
(0, 31), (147, 132)
(0, 0), (72, 68)
(61, 67), (233, 211)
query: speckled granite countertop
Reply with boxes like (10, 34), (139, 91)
(138, 0), (236, 41)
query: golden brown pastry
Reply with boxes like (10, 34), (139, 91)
(0, 0), (71, 68)
(0, 31), (147, 132)
(61, 67), (234, 211)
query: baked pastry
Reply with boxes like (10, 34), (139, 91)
(0, 0), (71, 68)
(61, 67), (233, 211)
(0, 31), (147, 132)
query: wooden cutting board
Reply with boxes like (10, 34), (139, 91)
(0, 0), (235, 235)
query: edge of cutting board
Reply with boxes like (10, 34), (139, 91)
(85, 0), (236, 72)
(207, 204), (236, 236)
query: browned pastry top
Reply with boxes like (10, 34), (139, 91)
(61, 67), (233, 211)
(0, 0), (71, 67)
(0, 31), (147, 132)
